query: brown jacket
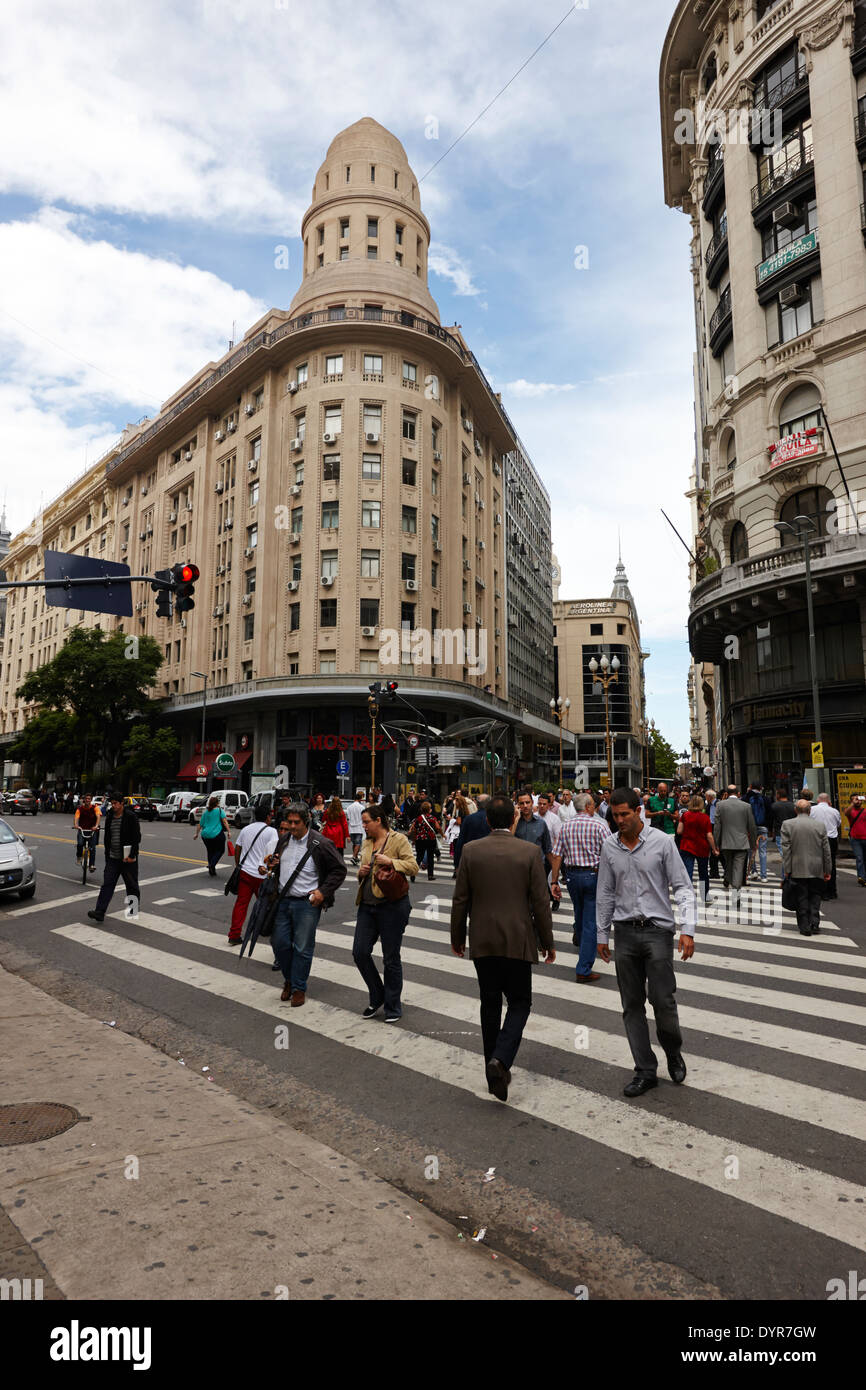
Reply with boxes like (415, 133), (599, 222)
(450, 830), (554, 960)
(354, 830), (419, 905)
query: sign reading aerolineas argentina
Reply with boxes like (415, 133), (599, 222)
(379, 626), (487, 676)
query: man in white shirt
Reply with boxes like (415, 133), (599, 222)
(558, 789), (578, 822)
(269, 803), (347, 1006)
(228, 808), (278, 946)
(811, 793), (842, 899)
(345, 791), (366, 864)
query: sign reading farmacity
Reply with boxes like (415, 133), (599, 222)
(768, 429), (820, 468)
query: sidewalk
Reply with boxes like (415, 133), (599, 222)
(0, 964), (566, 1300)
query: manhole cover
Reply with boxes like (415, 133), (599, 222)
(0, 1103), (82, 1146)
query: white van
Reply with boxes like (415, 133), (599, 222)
(190, 789), (249, 826)
(157, 791), (196, 822)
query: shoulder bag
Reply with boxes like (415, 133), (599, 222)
(373, 833), (410, 902)
(255, 845), (315, 938)
(224, 824), (269, 896)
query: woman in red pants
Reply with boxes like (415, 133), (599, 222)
(321, 796), (350, 858)
(227, 807), (279, 945)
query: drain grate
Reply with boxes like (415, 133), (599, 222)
(0, 1102), (82, 1146)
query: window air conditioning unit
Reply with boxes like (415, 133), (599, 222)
(213, 606), (224, 617)
(433, 541), (441, 552)
(289, 484), (302, 496)
(185, 451), (193, 461)
(492, 462), (501, 476)
(135, 601), (143, 612)
(248, 459), (258, 471)
(780, 283), (805, 306)
(245, 404), (255, 416)
(475, 615), (483, 625)
(120, 541), (128, 551)
(324, 432), (340, 444)
(365, 432), (379, 443)
(287, 579), (299, 591)
(287, 380), (298, 394)
(122, 497), (129, 507)
(227, 422), (236, 433)
(405, 579), (418, 591)
(215, 481), (225, 493)
(463, 603), (472, 614)
(215, 430), (225, 442)
(242, 593), (252, 604)
(180, 618), (187, 629)
(462, 418), (472, 432)
(146, 526), (153, 536)
(463, 559), (471, 569)
(321, 574), (334, 586)
(291, 438), (302, 451)
(494, 627), (501, 637)
(494, 513), (502, 525)
(478, 499), (485, 510)
(216, 564), (225, 575)
(186, 501), (193, 511)
(462, 472), (471, 485)
(169, 511), (177, 521)
(224, 517), (233, 528)
(361, 625), (376, 638)
(474, 442), (482, 457)
(244, 547), (254, 558)
(289, 532), (301, 544)
(772, 202), (800, 229)
(139, 531), (146, 541)
(495, 665), (502, 675)
(478, 540), (486, 550)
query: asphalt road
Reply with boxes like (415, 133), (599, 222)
(2, 813), (865, 1300)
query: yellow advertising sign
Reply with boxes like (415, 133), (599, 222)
(837, 772), (866, 838)
(811, 741), (824, 768)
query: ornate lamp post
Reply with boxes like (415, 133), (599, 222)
(588, 654), (620, 789)
(549, 695), (571, 786)
(775, 515), (823, 785)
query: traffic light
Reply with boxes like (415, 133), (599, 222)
(383, 681), (399, 701)
(152, 568), (173, 619)
(430, 749), (439, 768)
(173, 562), (199, 613)
(368, 681), (383, 700)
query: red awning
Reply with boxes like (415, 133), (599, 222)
(176, 752), (216, 780)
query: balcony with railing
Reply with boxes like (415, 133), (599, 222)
(751, 141), (815, 213)
(702, 145), (725, 217)
(856, 104), (866, 156)
(708, 286), (733, 354)
(751, 65), (810, 134)
(705, 226), (729, 287)
(861, 203), (866, 245)
(691, 529), (866, 624)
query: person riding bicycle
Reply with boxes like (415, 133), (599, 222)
(74, 793), (101, 871)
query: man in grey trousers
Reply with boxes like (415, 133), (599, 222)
(597, 787), (697, 1098)
(781, 800), (832, 936)
(713, 785), (757, 895)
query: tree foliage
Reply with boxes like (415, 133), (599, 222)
(7, 711), (80, 783)
(649, 725), (679, 779)
(118, 723), (180, 792)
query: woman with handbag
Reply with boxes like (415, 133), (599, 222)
(321, 796), (350, 857)
(194, 795), (232, 876)
(676, 795), (717, 904)
(226, 807), (278, 945)
(845, 796), (866, 885)
(352, 803), (419, 1022)
(409, 800), (441, 881)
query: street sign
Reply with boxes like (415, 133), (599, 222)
(599, 773), (610, 789)
(407, 764), (416, 776)
(407, 734), (420, 749)
(44, 549), (133, 617)
(461, 764), (468, 774)
(336, 759), (350, 775)
(811, 741), (824, 768)
(214, 752), (236, 776)
(195, 764), (208, 778)
(573, 762), (589, 790)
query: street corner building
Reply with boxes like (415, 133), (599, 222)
(0, 119), (563, 797)
(660, 0), (866, 797)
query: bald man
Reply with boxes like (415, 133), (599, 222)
(780, 800), (831, 936)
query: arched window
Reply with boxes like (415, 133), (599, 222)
(779, 383), (822, 437)
(725, 433), (737, 472)
(702, 54), (717, 93)
(777, 486), (833, 546)
(729, 521), (749, 563)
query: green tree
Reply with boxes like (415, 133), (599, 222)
(118, 723), (180, 793)
(649, 725), (679, 779)
(7, 710), (80, 784)
(15, 627), (165, 771)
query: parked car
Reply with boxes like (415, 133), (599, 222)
(190, 789), (249, 825)
(126, 796), (157, 821)
(0, 818), (36, 899)
(157, 791), (196, 822)
(3, 789), (39, 816)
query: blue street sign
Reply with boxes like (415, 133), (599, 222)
(336, 760), (350, 776)
(44, 550), (133, 617)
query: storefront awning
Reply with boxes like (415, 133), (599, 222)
(176, 752), (216, 780)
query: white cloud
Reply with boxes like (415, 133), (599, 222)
(503, 380), (577, 398)
(428, 244), (481, 297)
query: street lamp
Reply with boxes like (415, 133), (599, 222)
(589, 653), (620, 789)
(549, 695), (571, 786)
(191, 671), (208, 794)
(774, 515), (823, 780)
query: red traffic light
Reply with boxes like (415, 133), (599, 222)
(180, 564), (199, 583)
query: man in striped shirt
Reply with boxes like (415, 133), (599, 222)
(550, 793), (611, 983)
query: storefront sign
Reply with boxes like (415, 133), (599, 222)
(757, 230), (818, 286)
(308, 733), (396, 752)
(768, 430), (820, 468)
(566, 601), (617, 616)
(742, 700), (806, 725)
(195, 741), (225, 754)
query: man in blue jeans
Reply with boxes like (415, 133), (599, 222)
(550, 793), (611, 983)
(268, 803), (346, 1006)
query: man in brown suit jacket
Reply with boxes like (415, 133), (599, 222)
(451, 793), (556, 1102)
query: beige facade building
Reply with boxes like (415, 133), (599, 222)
(553, 557), (649, 786)
(1, 119), (557, 793)
(661, 0), (866, 792)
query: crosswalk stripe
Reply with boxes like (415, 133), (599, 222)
(4, 868), (210, 918)
(49, 922), (866, 1253)
(327, 924), (866, 1068)
(105, 910), (866, 1144)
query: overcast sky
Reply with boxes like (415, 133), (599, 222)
(0, 0), (697, 751)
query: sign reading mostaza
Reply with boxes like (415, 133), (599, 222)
(308, 733), (396, 751)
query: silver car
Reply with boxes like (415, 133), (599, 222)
(0, 818), (36, 900)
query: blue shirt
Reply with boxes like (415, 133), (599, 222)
(200, 806), (224, 839)
(514, 813), (552, 859)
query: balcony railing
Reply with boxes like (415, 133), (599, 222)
(856, 111), (866, 143)
(753, 66), (809, 116)
(741, 539), (826, 579)
(751, 143), (814, 207)
(705, 227), (729, 273)
(709, 286), (732, 339)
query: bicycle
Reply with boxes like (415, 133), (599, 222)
(77, 829), (96, 884)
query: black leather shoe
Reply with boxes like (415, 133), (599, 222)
(87, 910), (104, 922)
(486, 1058), (509, 1102)
(667, 1053), (687, 1084)
(623, 1076), (658, 1098)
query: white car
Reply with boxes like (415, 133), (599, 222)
(157, 791), (196, 822)
(0, 818), (36, 900)
(190, 790), (249, 825)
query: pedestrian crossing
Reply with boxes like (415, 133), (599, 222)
(42, 861), (866, 1257)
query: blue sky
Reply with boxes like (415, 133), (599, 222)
(0, 0), (697, 751)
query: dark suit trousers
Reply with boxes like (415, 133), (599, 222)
(472, 957), (532, 1071)
(95, 857), (140, 915)
(793, 877), (823, 932)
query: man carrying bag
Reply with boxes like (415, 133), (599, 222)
(226, 806), (278, 946)
(260, 802), (346, 1006)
